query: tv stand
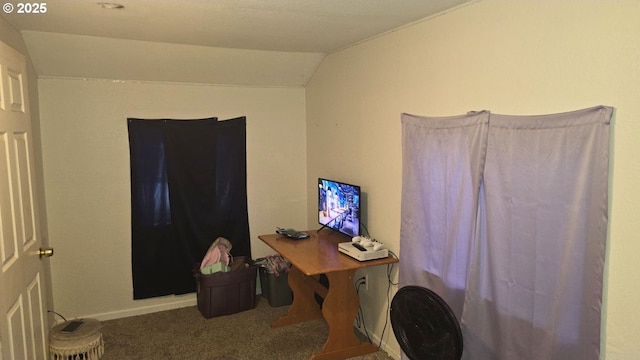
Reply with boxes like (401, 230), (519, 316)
(317, 224), (336, 235)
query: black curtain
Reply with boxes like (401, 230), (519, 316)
(128, 116), (250, 299)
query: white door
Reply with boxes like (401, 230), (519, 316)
(0, 40), (49, 360)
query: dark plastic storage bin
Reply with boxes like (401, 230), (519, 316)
(194, 257), (257, 318)
(259, 267), (293, 307)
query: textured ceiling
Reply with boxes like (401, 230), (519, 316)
(1, 0), (474, 86)
(2, 0), (473, 53)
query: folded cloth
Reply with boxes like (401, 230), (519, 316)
(200, 237), (233, 270)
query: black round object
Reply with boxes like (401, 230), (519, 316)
(390, 286), (463, 360)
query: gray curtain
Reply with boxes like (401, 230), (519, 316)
(400, 106), (612, 360)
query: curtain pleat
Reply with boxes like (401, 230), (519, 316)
(400, 111), (489, 318)
(162, 118), (221, 296)
(211, 118), (251, 258)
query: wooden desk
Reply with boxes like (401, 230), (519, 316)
(259, 230), (398, 360)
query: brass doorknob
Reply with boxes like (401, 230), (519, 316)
(38, 247), (54, 258)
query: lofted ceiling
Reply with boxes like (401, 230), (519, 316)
(1, 0), (474, 86)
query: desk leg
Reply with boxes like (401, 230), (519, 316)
(271, 266), (323, 327)
(311, 269), (378, 360)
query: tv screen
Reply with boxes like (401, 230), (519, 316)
(318, 178), (361, 237)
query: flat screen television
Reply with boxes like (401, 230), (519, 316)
(318, 178), (361, 237)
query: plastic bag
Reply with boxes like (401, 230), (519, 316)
(255, 254), (291, 277)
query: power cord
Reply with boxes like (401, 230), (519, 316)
(47, 310), (67, 322)
(360, 223), (371, 238)
(377, 250), (399, 348)
(354, 277), (373, 344)
(353, 249), (400, 351)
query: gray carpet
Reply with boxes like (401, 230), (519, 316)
(100, 297), (395, 360)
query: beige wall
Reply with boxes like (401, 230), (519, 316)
(306, 1), (640, 359)
(38, 78), (308, 319)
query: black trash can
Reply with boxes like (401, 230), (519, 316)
(257, 255), (293, 307)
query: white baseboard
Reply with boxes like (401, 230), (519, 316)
(372, 333), (402, 360)
(84, 294), (197, 322)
